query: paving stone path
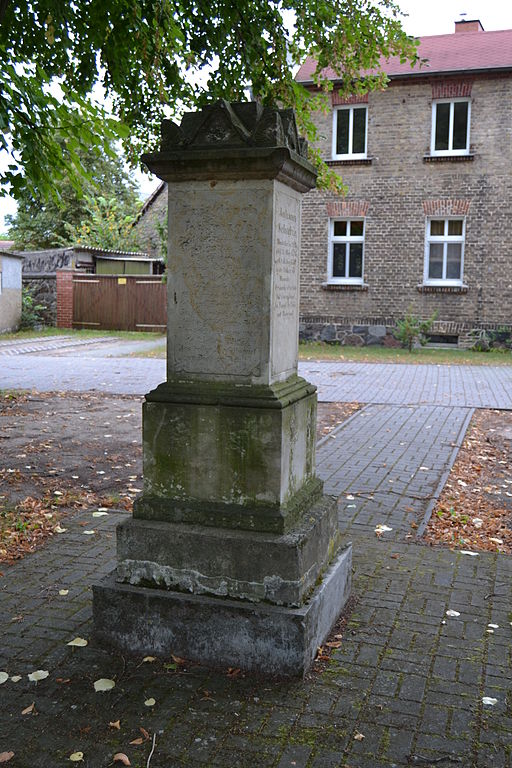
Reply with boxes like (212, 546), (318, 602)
(1, 359), (512, 765)
(302, 361), (512, 409)
(0, 335), (117, 356)
(317, 404), (474, 540)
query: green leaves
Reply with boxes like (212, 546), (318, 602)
(1, 1), (418, 200)
(62, 195), (142, 251)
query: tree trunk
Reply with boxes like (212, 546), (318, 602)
(0, 0), (9, 25)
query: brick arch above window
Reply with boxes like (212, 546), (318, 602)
(331, 92), (369, 106)
(431, 81), (473, 99)
(326, 201), (370, 218)
(422, 199), (471, 216)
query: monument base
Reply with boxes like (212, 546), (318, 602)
(92, 543), (352, 677)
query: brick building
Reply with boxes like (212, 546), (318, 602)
(297, 19), (512, 347)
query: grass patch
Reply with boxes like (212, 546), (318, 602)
(0, 328), (165, 342)
(298, 341), (512, 365)
(129, 343), (167, 358)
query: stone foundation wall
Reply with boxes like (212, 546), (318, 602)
(23, 274), (57, 326)
(299, 316), (512, 349)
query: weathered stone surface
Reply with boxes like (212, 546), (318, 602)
(142, 100), (316, 193)
(118, 495), (340, 606)
(93, 543), (352, 677)
(137, 382), (318, 532)
(166, 179), (303, 386)
(93, 101), (350, 676)
(368, 325), (386, 337)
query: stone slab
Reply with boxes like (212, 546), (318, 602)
(93, 543), (352, 676)
(139, 384), (318, 531)
(166, 179), (302, 386)
(116, 495), (340, 606)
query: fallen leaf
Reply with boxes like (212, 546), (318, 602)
(21, 702), (35, 715)
(83, 530), (95, 535)
(171, 654), (186, 666)
(142, 656), (156, 663)
(92, 511), (108, 517)
(113, 755), (131, 766)
(129, 738), (144, 745)
(227, 667), (241, 678)
(59, 589), (69, 596)
(109, 720), (121, 730)
(354, 732), (365, 741)
(28, 670), (49, 682)
(94, 678), (115, 692)
(460, 550), (479, 557)
(0, 753), (14, 763)
(139, 727), (150, 740)
(390, 553), (400, 559)
(488, 623), (499, 629)
(69, 753), (84, 762)
(482, 696), (498, 706)
(54, 525), (67, 534)
(375, 524), (392, 535)
(144, 698), (156, 707)
(326, 641), (342, 648)
(56, 678), (71, 684)
(446, 610), (460, 617)
(489, 538), (503, 545)
(10, 676), (21, 683)
(0, 672), (8, 685)
(67, 637), (88, 647)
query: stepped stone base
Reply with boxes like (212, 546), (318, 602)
(92, 543), (352, 677)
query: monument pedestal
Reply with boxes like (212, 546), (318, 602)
(93, 101), (351, 676)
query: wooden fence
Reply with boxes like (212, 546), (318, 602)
(71, 274), (167, 331)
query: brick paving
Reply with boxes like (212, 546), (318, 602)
(1, 351), (512, 406)
(301, 361), (512, 409)
(0, 335), (118, 356)
(317, 404), (474, 539)
(1, 507), (511, 766)
(1, 359), (512, 764)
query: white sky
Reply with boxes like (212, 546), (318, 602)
(2, 0), (512, 234)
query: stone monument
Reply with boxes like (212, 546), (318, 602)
(93, 100), (352, 676)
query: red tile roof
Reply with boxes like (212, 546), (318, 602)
(296, 28), (512, 83)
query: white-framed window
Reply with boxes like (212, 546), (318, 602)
(328, 219), (365, 283)
(430, 99), (470, 156)
(424, 218), (465, 285)
(332, 106), (367, 159)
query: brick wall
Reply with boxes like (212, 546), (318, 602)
(56, 269), (73, 328)
(300, 74), (512, 345)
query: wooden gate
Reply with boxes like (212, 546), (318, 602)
(72, 274), (167, 331)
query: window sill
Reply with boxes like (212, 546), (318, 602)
(327, 158), (373, 167)
(322, 282), (368, 292)
(423, 154), (474, 164)
(417, 284), (468, 294)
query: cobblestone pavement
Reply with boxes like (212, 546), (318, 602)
(1, 506), (511, 767)
(0, 335), (119, 355)
(1, 357), (512, 765)
(1, 354), (512, 407)
(317, 404), (474, 540)
(0, 355), (166, 394)
(301, 361), (512, 409)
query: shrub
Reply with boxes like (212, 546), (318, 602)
(20, 287), (46, 330)
(394, 309), (438, 352)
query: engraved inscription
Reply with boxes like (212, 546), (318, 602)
(271, 187), (300, 378)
